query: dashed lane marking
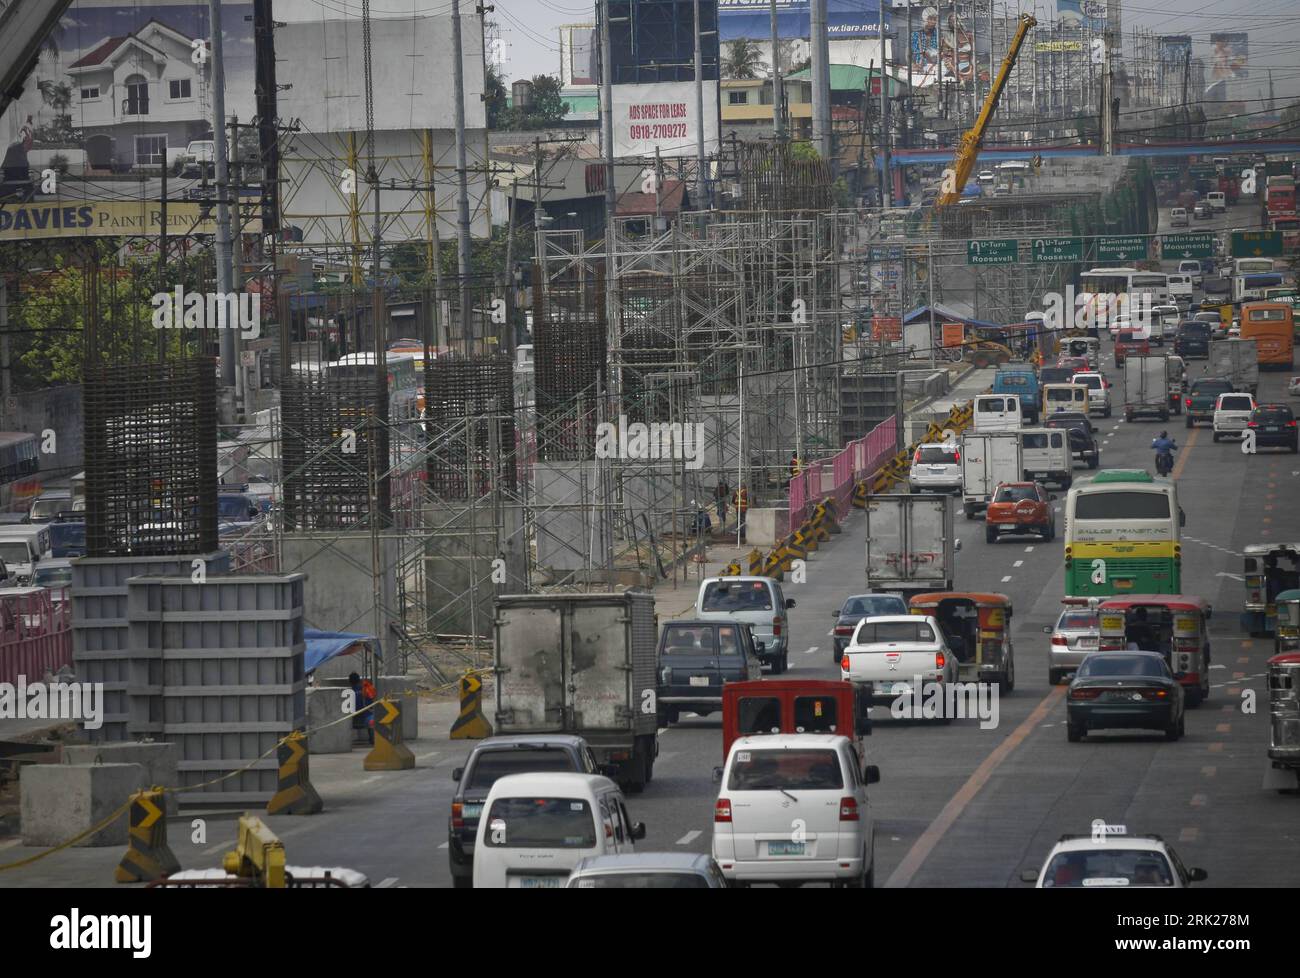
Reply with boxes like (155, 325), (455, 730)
(676, 830), (703, 846)
(1208, 743), (1224, 753)
(802, 646), (819, 655)
(1215, 723), (1231, 733)
(1179, 828), (1199, 843)
(1201, 766), (1216, 778)
(377, 877), (399, 888)
(1024, 546), (1034, 552)
(1190, 794), (1207, 808)
(1013, 560), (1023, 567)
(1001, 575), (1012, 582)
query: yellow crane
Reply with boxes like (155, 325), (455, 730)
(936, 13), (1037, 208)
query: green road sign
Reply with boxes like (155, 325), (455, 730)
(967, 239), (1018, 265)
(1096, 235), (1148, 263)
(1230, 230), (1283, 258)
(1031, 236), (1083, 263)
(1161, 233), (1215, 260)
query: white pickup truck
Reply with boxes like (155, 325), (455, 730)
(839, 615), (959, 711)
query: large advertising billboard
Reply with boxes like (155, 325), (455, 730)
(1158, 35), (1192, 94)
(908, 5), (990, 89)
(1209, 32), (1249, 82)
(719, 0), (888, 40)
(1058, 0), (1107, 33)
(610, 81), (721, 159)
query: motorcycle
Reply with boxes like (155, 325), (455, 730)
(1155, 448), (1175, 476)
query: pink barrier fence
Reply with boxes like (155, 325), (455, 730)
(788, 415), (898, 533)
(0, 588), (72, 686)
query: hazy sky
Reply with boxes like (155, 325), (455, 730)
(492, 0), (1300, 100)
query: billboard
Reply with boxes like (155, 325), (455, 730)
(567, 26), (598, 87)
(611, 81), (721, 159)
(1, 1), (255, 176)
(0, 199), (256, 242)
(908, 5), (990, 89)
(1209, 32), (1249, 82)
(1058, 0), (1107, 33)
(719, 0), (888, 40)
(610, 0), (720, 84)
(1158, 35), (1191, 94)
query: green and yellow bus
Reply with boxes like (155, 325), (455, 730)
(1063, 470), (1183, 597)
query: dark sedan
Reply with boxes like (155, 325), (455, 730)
(830, 592), (908, 659)
(1066, 652), (1185, 742)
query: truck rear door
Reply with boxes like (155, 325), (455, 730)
(866, 498), (905, 585)
(905, 497), (948, 586)
(989, 434), (1022, 484)
(495, 603), (566, 731)
(569, 602), (632, 730)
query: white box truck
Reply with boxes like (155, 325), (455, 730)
(960, 430), (1024, 519)
(1122, 355), (1171, 422)
(865, 494), (955, 597)
(1208, 338), (1259, 396)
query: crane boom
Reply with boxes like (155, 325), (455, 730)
(936, 13), (1037, 208)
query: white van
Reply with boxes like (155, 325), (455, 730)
(972, 393), (1023, 432)
(1206, 191), (1226, 213)
(1042, 383), (1090, 417)
(1167, 273), (1194, 309)
(1169, 207), (1188, 228)
(0, 525), (53, 585)
(1018, 428), (1072, 489)
(473, 773), (644, 888)
(1177, 260), (1203, 287)
(694, 576), (795, 674)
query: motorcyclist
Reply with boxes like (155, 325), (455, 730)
(1151, 431), (1177, 474)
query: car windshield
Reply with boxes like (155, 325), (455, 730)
(701, 582), (773, 613)
(841, 596), (906, 618)
(483, 797), (595, 848)
(981, 398), (1007, 411)
(467, 750), (577, 791)
(916, 446), (956, 464)
(0, 542), (30, 565)
(1219, 396), (1253, 411)
(573, 873), (710, 889)
(727, 748), (844, 791)
(854, 620), (935, 644)
(1193, 381), (1231, 395)
(994, 486), (1038, 503)
(661, 625), (717, 655)
(1077, 654), (1170, 678)
(34, 565), (72, 587)
(1074, 375), (1102, 390)
(50, 523), (85, 550)
(1255, 408), (1294, 423)
(30, 497), (68, 519)
(1042, 850), (1175, 887)
(1059, 612), (1099, 631)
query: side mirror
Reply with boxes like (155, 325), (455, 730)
(1179, 508), (1186, 528)
(785, 598), (797, 609)
(855, 712), (873, 736)
(831, 609), (840, 617)
(1042, 625), (1053, 634)
(712, 766), (724, 784)
(1020, 869), (1040, 884)
(452, 767), (464, 782)
(863, 764), (881, 785)
(954, 538), (962, 552)
(630, 822), (647, 842)
(1204, 607), (1212, 620)
(1188, 867), (1208, 883)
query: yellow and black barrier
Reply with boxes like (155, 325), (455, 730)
(266, 730), (323, 816)
(449, 673), (494, 740)
(720, 559), (742, 576)
(762, 547), (786, 580)
(747, 548), (765, 575)
(115, 788), (179, 883)
(786, 531), (808, 561)
(852, 479), (869, 508)
(798, 521), (819, 553)
(818, 499), (841, 534)
(365, 698), (416, 770)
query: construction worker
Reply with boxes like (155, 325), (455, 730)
(348, 671), (376, 746)
(789, 454), (802, 480)
(733, 484), (750, 544)
(714, 478), (730, 525)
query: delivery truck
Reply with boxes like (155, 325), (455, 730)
(1122, 355), (1172, 422)
(493, 591), (659, 792)
(864, 494), (956, 597)
(960, 430), (1024, 519)
(1208, 338), (1260, 396)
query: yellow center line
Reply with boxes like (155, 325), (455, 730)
(1171, 424), (1199, 480)
(884, 687), (1064, 889)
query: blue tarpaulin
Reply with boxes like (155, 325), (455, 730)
(304, 629), (381, 674)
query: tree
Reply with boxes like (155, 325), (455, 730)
(723, 39), (765, 80)
(484, 64), (509, 129)
(493, 74), (570, 131)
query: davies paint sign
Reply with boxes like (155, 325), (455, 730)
(0, 201), (259, 242)
(611, 81), (720, 159)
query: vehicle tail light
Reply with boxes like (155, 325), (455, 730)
(714, 798), (732, 823)
(953, 450), (960, 462)
(773, 616), (783, 637)
(936, 651), (946, 670)
(1069, 687), (1102, 700)
(1288, 421), (1298, 428)
(839, 797), (860, 821)
(1250, 590), (1262, 603)
(1247, 421), (1258, 428)
(1140, 689), (1169, 700)
(913, 450), (922, 465)
(834, 625), (854, 636)
(841, 655), (851, 671)
(1185, 397), (1192, 408)
(451, 802), (464, 829)
(1051, 634), (1068, 646)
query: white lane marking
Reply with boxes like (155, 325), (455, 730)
(438, 842), (450, 849)
(1001, 575), (1012, 582)
(676, 830), (703, 845)
(1215, 572), (1244, 581)
(1025, 546), (1034, 552)
(1013, 560), (1023, 567)
(802, 646), (819, 655)
(1209, 664), (1227, 670)
(377, 877), (399, 888)
(657, 752), (677, 764)
(826, 629), (835, 636)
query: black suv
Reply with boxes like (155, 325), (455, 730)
(1247, 404), (1299, 453)
(656, 619), (763, 727)
(448, 734), (600, 888)
(1174, 321), (1212, 359)
(1044, 411), (1100, 469)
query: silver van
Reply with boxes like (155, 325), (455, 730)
(694, 576), (795, 674)
(1019, 427), (1072, 489)
(0, 525), (52, 585)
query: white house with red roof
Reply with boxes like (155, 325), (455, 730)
(66, 18), (211, 170)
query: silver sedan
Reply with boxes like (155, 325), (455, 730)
(1044, 606), (1100, 685)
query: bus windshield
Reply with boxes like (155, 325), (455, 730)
(1074, 491), (1171, 520)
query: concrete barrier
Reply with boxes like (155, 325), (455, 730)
(745, 508), (788, 548)
(63, 742), (180, 815)
(21, 763), (141, 847)
(305, 687), (354, 754)
(377, 676), (420, 741)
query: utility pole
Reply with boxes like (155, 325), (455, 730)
(451, 0), (473, 357)
(879, 3), (891, 208)
(905, 3), (912, 150)
(1181, 49), (1191, 142)
(600, 0), (619, 587)
(810, 0), (831, 158)
(208, 0), (236, 389)
(694, 0), (708, 207)
(769, 0), (784, 140)
(158, 162), (167, 358)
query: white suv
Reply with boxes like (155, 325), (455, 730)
(712, 734), (878, 888)
(1071, 372), (1111, 418)
(1022, 831), (1207, 888)
(1213, 391), (1256, 441)
(908, 442), (962, 493)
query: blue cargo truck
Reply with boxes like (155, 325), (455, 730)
(991, 365), (1041, 423)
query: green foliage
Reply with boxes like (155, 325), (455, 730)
(723, 39), (765, 80)
(788, 141), (821, 162)
(493, 74), (570, 131)
(485, 64), (509, 129)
